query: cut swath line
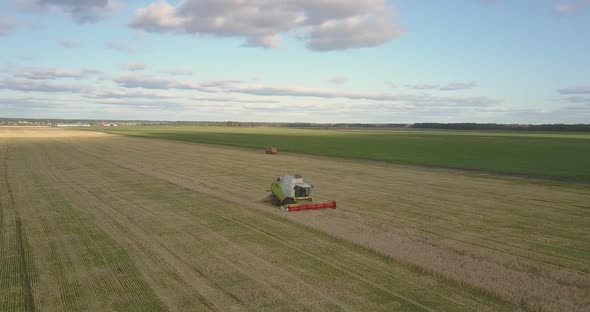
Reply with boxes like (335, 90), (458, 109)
(15, 218), (35, 312)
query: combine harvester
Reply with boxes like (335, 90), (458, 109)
(268, 175), (337, 212)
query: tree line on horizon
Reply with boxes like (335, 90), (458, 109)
(1, 118), (589, 132)
(410, 123), (590, 132)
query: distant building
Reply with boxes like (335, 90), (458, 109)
(98, 122), (118, 127)
(56, 123), (91, 127)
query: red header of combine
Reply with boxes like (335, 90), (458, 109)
(286, 201), (337, 212)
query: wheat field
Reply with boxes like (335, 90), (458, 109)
(1, 127), (589, 311)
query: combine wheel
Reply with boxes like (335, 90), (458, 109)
(270, 194), (280, 206)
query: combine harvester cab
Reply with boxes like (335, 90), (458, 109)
(269, 175), (337, 212)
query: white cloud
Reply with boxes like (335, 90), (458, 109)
(85, 89), (175, 99)
(12, 0), (120, 23)
(553, 0), (590, 15)
(84, 88), (281, 104)
(111, 73), (499, 107)
(129, 0), (403, 51)
(557, 85), (590, 94)
(406, 84), (440, 90)
(556, 86), (590, 106)
(121, 62), (147, 71)
(439, 82), (477, 91)
(562, 96), (590, 104)
(406, 82), (477, 91)
(12, 67), (101, 80)
(113, 74), (205, 90)
(305, 6), (401, 51)
(0, 79), (89, 93)
(242, 34), (283, 49)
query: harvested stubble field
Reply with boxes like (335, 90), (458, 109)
(1, 128), (589, 312)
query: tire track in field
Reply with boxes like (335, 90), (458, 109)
(0, 142), (6, 248)
(15, 218), (34, 312)
(25, 144), (166, 312)
(35, 145), (168, 312)
(68, 186), (224, 312)
(2, 144), (36, 312)
(13, 143), (97, 311)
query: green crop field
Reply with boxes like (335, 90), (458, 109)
(92, 127), (590, 180)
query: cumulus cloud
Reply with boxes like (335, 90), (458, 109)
(305, 6), (401, 51)
(13, 0), (119, 23)
(129, 0), (403, 51)
(557, 85), (590, 94)
(57, 39), (80, 49)
(553, 0), (590, 15)
(121, 62), (147, 71)
(12, 67), (101, 80)
(0, 17), (17, 36)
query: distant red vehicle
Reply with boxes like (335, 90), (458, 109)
(265, 147), (278, 154)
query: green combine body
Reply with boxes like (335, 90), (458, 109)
(268, 175), (337, 212)
(269, 175), (313, 206)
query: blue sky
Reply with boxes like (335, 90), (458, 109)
(1, 0), (589, 123)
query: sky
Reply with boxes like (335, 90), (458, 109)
(0, 0), (589, 123)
